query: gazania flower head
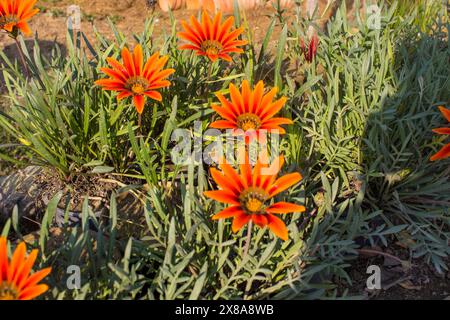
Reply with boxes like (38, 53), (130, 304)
(95, 44), (175, 114)
(178, 11), (247, 62)
(0, 0), (39, 37)
(0, 237), (51, 300)
(204, 154), (305, 240)
(210, 80), (292, 141)
(431, 106), (450, 161)
(301, 32), (319, 63)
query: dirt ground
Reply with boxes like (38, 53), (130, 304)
(0, 0), (352, 66)
(0, 0), (448, 300)
(336, 246), (450, 300)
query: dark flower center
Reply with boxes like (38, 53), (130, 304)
(0, 282), (18, 300)
(239, 187), (268, 214)
(0, 14), (19, 28)
(200, 40), (223, 56)
(126, 76), (149, 95)
(236, 113), (262, 131)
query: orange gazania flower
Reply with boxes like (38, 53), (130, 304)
(178, 11), (247, 62)
(210, 80), (292, 140)
(95, 44), (175, 114)
(430, 106), (450, 161)
(204, 154), (305, 240)
(0, 0), (39, 36)
(0, 237), (51, 300)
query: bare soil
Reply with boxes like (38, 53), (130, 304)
(336, 245), (450, 300)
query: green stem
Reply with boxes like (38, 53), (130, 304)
(138, 113), (142, 136)
(243, 220), (253, 258)
(14, 36), (29, 78)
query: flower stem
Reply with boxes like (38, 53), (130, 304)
(14, 36), (30, 78)
(137, 113), (143, 136)
(207, 62), (213, 82)
(243, 220), (253, 258)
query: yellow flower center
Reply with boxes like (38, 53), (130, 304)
(126, 76), (148, 95)
(240, 187), (268, 214)
(236, 113), (262, 131)
(0, 14), (19, 28)
(200, 40), (223, 56)
(0, 282), (19, 300)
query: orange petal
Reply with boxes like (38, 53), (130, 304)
(17, 21), (31, 35)
(211, 104), (237, 122)
(133, 44), (144, 76)
(251, 214), (268, 227)
(153, 56), (170, 74)
(438, 106), (450, 122)
(261, 117), (293, 127)
(269, 172), (302, 198)
(121, 47), (135, 77)
(202, 10), (213, 40)
(18, 284), (49, 300)
(215, 93), (240, 117)
(22, 267), (51, 288)
(210, 168), (240, 194)
(3, 23), (14, 32)
(117, 91), (132, 101)
(106, 57), (129, 77)
(15, 249), (38, 289)
(210, 120), (236, 129)
(150, 69), (175, 84)
(190, 15), (206, 40)
(0, 237), (8, 281)
(217, 16), (234, 42)
(204, 190), (240, 205)
(7, 242), (26, 283)
(267, 214), (288, 240)
(250, 81), (264, 114)
(207, 54), (219, 62)
(218, 53), (232, 62)
(142, 53), (160, 79)
(266, 126), (286, 134)
(212, 11), (222, 40)
(222, 27), (245, 46)
(133, 95), (145, 114)
(260, 155), (285, 191)
(99, 67), (127, 83)
(432, 127), (450, 135)
(239, 152), (252, 189)
(218, 161), (245, 192)
(260, 97), (288, 121)
(143, 91), (162, 102)
(252, 154), (270, 188)
(225, 40), (248, 48)
(147, 81), (171, 90)
(229, 83), (245, 114)
(241, 80), (251, 113)
(180, 20), (202, 43)
(266, 202), (306, 214)
(179, 43), (201, 51)
(95, 79), (125, 88)
(430, 143), (450, 161)
(212, 206), (244, 220)
(231, 213), (251, 233)
(20, 8), (40, 21)
(255, 87), (278, 117)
